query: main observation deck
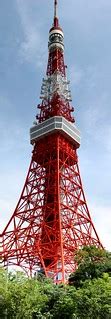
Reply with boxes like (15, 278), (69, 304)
(30, 116), (81, 148)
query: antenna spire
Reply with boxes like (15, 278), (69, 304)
(54, 0), (57, 18)
(54, 0), (59, 27)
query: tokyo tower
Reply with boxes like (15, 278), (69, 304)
(0, 0), (102, 283)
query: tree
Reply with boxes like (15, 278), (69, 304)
(0, 247), (111, 319)
(69, 246), (111, 288)
(0, 268), (8, 318)
(75, 275), (111, 319)
(0, 269), (49, 318)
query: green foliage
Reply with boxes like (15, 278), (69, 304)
(69, 246), (111, 287)
(75, 276), (111, 319)
(0, 247), (111, 318)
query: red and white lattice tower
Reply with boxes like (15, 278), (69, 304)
(0, 1), (102, 283)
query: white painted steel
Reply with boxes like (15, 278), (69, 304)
(30, 116), (81, 147)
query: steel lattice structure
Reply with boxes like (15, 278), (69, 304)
(0, 0), (102, 283)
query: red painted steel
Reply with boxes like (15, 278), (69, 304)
(0, 1), (102, 282)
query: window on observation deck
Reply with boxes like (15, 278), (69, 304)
(49, 33), (63, 44)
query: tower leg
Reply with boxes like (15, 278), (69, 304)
(0, 134), (102, 283)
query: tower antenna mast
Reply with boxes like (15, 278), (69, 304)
(54, 0), (58, 18)
(54, 0), (59, 27)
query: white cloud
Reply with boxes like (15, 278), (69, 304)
(16, 0), (47, 67)
(69, 65), (84, 87)
(0, 94), (31, 233)
(0, 177), (31, 238)
(0, 95), (28, 153)
(0, 199), (15, 232)
(90, 203), (111, 251)
(82, 94), (111, 153)
(0, 164), (31, 233)
(73, 65), (111, 155)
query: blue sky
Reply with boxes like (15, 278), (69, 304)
(0, 0), (111, 250)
